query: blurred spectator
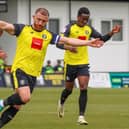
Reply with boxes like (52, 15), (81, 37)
(5, 65), (11, 74)
(44, 60), (54, 74)
(41, 67), (46, 75)
(54, 59), (64, 73)
(0, 48), (7, 87)
(0, 58), (5, 73)
(0, 49), (7, 73)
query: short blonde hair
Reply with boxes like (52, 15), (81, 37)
(35, 8), (49, 16)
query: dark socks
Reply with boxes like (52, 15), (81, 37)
(60, 88), (72, 105)
(79, 89), (87, 116)
(0, 106), (19, 128)
(4, 93), (25, 107)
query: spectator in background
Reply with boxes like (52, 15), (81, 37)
(0, 49), (7, 87)
(0, 49), (7, 73)
(5, 65), (11, 74)
(44, 60), (54, 74)
(0, 59), (5, 74)
(54, 60), (64, 73)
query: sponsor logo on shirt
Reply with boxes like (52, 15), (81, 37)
(31, 37), (43, 50)
(78, 36), (87, 40)
(85, 30), (89, 35)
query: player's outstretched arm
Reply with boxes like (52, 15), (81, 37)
(59, 37), (104, 48)
(0, 20), (15, 36)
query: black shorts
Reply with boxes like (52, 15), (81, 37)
(65, 64), (90, 82)
(11, 68), (36, 93)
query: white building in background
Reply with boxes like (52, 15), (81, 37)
(0, 0), (129, 72)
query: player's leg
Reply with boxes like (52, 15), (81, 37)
(58, 81), (74, 118)
(0, 88), (30, 126)
(60, 81), (74, 105)
(58, 64), (77, 118)
(0, 105), (20, 128)
(0, 69), (36, 128)
(0, 86), (34, 128)
(77, 65), (89, 125)
(0, 88), (26, 128)
(0, 87), (31, 128)
(77, 75), (89, 125)
(0, 69), (32, 110)
(1, 87), (30, 108)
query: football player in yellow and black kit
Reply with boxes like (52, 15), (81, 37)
(0, 8), (104, 128)
(57, 7), (121, 125)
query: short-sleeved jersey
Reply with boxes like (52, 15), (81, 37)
(63, 23), (111, 65)
(64, 23), (92, 65)
(11, 24), (60, 77)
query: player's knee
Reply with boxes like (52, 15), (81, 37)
(80, 85), (88, 90)
(20, 95), (31, 104)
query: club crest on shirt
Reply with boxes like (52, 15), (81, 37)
(85, 30), (89, 35)
(42, 34), (47, 40)
(78, 36), (86, 40)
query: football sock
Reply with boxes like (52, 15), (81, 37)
(0, 106), (19, 128)
(79, 89), (87, 116)
(60, 88), (72, 105)
(4, 93), (25, 107)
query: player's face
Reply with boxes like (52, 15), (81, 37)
(33, 12), (49, 31)
(77, 14), (90, 27)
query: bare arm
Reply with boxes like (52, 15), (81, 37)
(59, 36), (104, 48)
(0, 20), (15, 36)
(64, 45), (78, 53)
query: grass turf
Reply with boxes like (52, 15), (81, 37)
(0, 87), (129, 129)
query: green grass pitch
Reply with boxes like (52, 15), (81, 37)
(0, 87), (129, 129)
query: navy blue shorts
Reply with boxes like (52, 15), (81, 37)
(11, 68), (36, 93)
(65, 64), (90, 82)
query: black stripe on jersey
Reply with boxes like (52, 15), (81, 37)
(64, 22), (75, 37)
(13, 24), (25, 37)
